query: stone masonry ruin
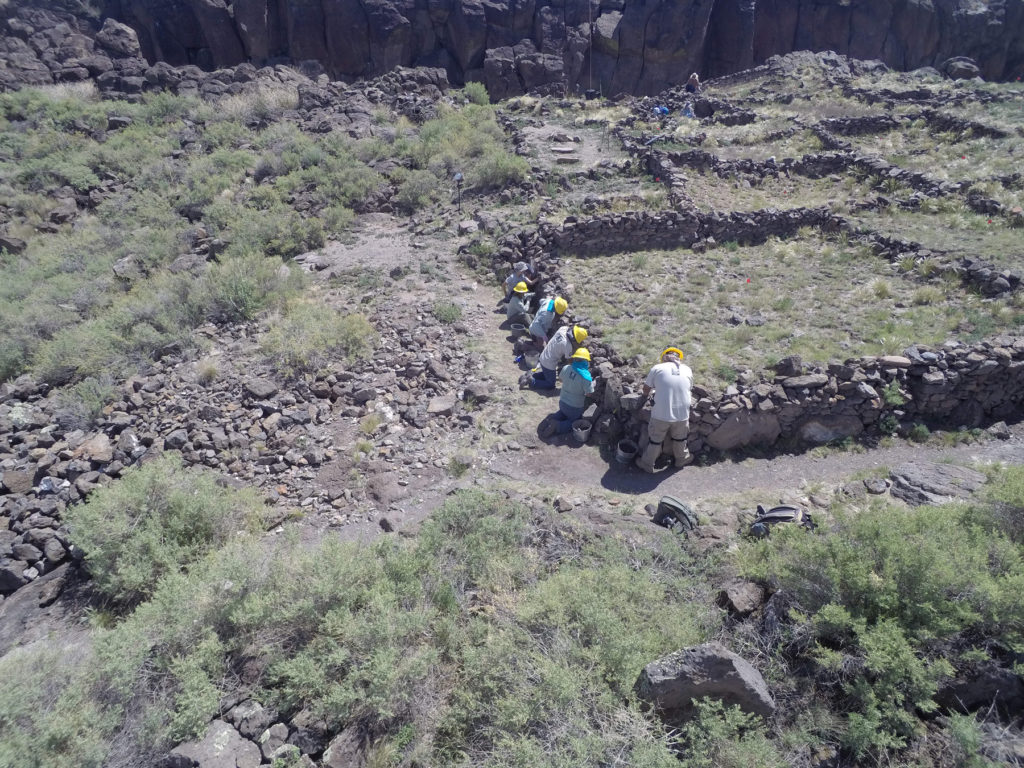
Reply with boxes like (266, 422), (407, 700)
(490, 213), (1024, 458)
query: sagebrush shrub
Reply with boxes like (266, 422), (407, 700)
(66, 454), (268, 606)
(738, 497), (1024, 756)
(260, 300), (376, 375)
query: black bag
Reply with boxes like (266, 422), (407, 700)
(652, 495), (698, 532)
(749, 504), (815, 538)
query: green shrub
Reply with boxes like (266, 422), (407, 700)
(65, 454), (268, 606)
(738, 498), (1024, 757)
(881, 381), (906, 406)
(321, 203), (355, 235)
(473, 147), (529, 190)
(394, 169), (438, 213)
(432, 300), (462, 324)
(982, 465), (1024, 542)
(200, 250), (301, 323)
(260, 300), (376, 375)
(677, 699), (785, 768)
(54, 374), (116, 429)
(0, 645), (117, 768)
(463, 81), (490, 105)
(946, 712), (999, 768)
(908, 422), (930, 442)
(8, 490), (718, 767)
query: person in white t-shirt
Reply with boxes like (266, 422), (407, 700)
(635, 347), (693, 472)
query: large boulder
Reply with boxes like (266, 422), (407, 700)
(936, 665), (1024, 716)
(889, 462), (987, 506)
(169, 720), (261, 768)
(635, 642), (776, 720)
(706, 411), (780, 451)
(95, 18), (142, 58)
(797, 414), (863, 444)
(941, 56), (982, 80)
(322, 727), (365, 768)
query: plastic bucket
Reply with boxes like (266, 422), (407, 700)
(615, 439), (638, 463)
(572, 419), (592, 443)
(510, 323), (528, 336)
(523, 351), (540, 368)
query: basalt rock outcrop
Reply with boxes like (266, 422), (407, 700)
(3, 0), (1017, 99)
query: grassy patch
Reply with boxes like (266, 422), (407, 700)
(736, 492), (1024, 759)
(563, 233), (1022, 391)
(260, 298), (376, 376)
(65, 454), (269, 607)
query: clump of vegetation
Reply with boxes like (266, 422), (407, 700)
(359, 412), (382, 435)
(260, 299), (376, 375)
(737, 489), (1024, 759)
(676, 699), (785, 768)
(53, 374), (116, 429)
(432, 300), (463, 324)
(65, 454), (268, 606)
(0, 86), (388, 386)
(195, 357), (218, 385)
(10, 490), (717, 766)
(463, 81), (490, 105)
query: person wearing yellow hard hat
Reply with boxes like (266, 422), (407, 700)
(524, 324), (588, 390)
(528, 295), (568, 347)
(540, 347), (594, 438)
(503, 261), (538, 301)
(506, 280), (534, 328)
(635, 346), (694, 472)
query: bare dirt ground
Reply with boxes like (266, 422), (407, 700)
(518, 120), (625, 172)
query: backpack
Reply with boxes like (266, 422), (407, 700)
(749, 504), (815, 538)
(652, 495), (698, 533)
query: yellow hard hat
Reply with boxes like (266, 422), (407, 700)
(662, 347), (684, 360)
(553, 297), (568, 315)
(572, 348), (591, 361)
(513, 281), (528, 293)
(572, 325), (588, 344)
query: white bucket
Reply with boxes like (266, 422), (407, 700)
(572, 419), (592, 443)
(615, 439), (638, 463)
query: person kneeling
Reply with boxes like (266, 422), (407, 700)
(540, 348), (594, 437)
(527, 324), (588, 390)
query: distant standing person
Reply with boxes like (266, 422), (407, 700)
(540, 348), (594, 437)
(685, 73), (702, 94)
(635, 347), (693, 472)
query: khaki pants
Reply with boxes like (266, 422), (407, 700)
(637, 417), (691, 470)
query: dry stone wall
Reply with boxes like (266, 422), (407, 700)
(490, 213), (1024, 460)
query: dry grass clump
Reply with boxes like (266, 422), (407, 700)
(216, 83), (300, 123)
(33, 80), (99, 102)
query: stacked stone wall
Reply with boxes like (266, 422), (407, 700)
(492, 215), (1024, 459)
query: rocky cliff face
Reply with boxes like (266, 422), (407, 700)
(102, 0), (1024, 95)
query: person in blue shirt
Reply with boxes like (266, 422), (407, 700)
(529, 296), (568, 347)
(540, 348), (595, 437)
